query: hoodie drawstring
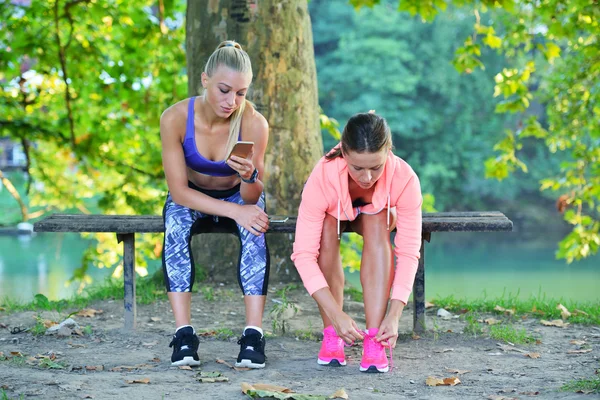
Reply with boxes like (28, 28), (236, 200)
(337, 198), (341, 240)
(386, 194), (391, 230)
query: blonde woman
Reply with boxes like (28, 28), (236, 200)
(160, 41), (269, 368)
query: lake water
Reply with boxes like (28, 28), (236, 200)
(0, 231), (598, 303)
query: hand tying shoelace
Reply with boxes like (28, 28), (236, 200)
(345, 329), (394, 372)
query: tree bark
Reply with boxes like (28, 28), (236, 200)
(186, 0), (322, 283)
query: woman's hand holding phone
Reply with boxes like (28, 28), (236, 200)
(226, 142), (255, 180)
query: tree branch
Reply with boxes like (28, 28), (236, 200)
(53, 0), (76, 149)
(0, 169), (28, 221)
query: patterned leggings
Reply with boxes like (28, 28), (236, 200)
(162, 183), (270, 295)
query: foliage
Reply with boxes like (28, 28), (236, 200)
(0, 0), (187, 281)
(346, 0), (600, 261)
(311, 0), (541, 210)
(561, 375), (600, 394)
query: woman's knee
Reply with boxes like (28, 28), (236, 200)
(360, 210), (394, 244)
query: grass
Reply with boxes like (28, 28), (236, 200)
(201, 286), (215, 301)
(432, 289), (600, 325)
(0, 271), (167, 314)
(1, 390), (24, 400)
(463, 312), (483, 336)
(488, 324), (537, 345)
(198, 328), (236, 340)
(560, 376), (600, 394)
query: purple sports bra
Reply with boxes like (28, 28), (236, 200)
(182, 96), (240, 177)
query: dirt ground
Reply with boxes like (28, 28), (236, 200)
(1, 283), (598, 400)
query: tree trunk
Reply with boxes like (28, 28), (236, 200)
(186, 0), (322, 284)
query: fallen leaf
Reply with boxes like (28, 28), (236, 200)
(85, 365), (104, 371)
(0, 307), (5, 311)
(540, 319), (569, 328)
(425, 377), (444, 387)
(149, 317), (161, 322)
(252, 383), (293, 393)
(446, 329), (453, 333)
(216, 358), (234, 368)
(10, 351), (23, 357)
(426, 376), (461, 386)
(444, 377), (461, 386)
(497, 343), (527, 354)
(494, 305), (515, 315)
(179, 366), (192, 370)
(329, 388), (349, 399)
(576, 389), (594, 394)
(488, 396), (518, 400)
(68, 342), (86, 348)
(520, 391), (540, 395)
(72, 329), (84, 336)
(411, 333), (420, 340)
(126, 378), (150, 384)
(41, 320), (57, 328)
(570, 340), (586, 346)
(198, 377), (229, 383)
(198, 331), (218, 337)
(142, 341), (158, 347)
(524, 353), (541, 359)
(572, 309), (589, 316)
(531, 305), (545, 315)
(484, 318), (501, 325)
(556, 304), (571, 320)
(425, 301), (435, 309)
(77, 309), (103, 318)
(567, 349), (592, 354)
(434, 348), (454, 353)
(445, 368), (470, 375)
(151, 358), (160, 363)
(0, 323), (7, 329)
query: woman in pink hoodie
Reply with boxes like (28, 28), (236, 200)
(291, 112), (422, 373)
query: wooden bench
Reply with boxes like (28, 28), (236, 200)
(34, 211), (513, 332)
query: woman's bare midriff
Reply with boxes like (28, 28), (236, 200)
(187, 168), (241, 190)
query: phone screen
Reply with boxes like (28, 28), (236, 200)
(227, 141), (254, 160)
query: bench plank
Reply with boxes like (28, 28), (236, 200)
(34, 213), (513, 233)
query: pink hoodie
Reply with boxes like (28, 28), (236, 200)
(291, 148), (422, 304)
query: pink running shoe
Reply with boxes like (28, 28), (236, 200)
(360, 328), (389, 373)
(317, 325), (346, 366)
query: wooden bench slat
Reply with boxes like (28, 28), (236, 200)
(34, 212), (513, 233)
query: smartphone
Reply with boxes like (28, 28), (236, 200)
(268, 215), (289, 223)
(227, 141), (254, 160)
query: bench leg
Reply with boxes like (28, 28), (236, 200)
(412, 233), (430, 334)
(117, 233), (136, 330)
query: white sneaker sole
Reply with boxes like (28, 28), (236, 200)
(171, 356), (201, 367)
(235, 359), (265, 369)
(317, 358), (346, 366)
(359, 365), (389, 373)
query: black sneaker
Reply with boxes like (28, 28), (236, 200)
(169, 326), (201, 366)
(235, 328), (266, 368)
